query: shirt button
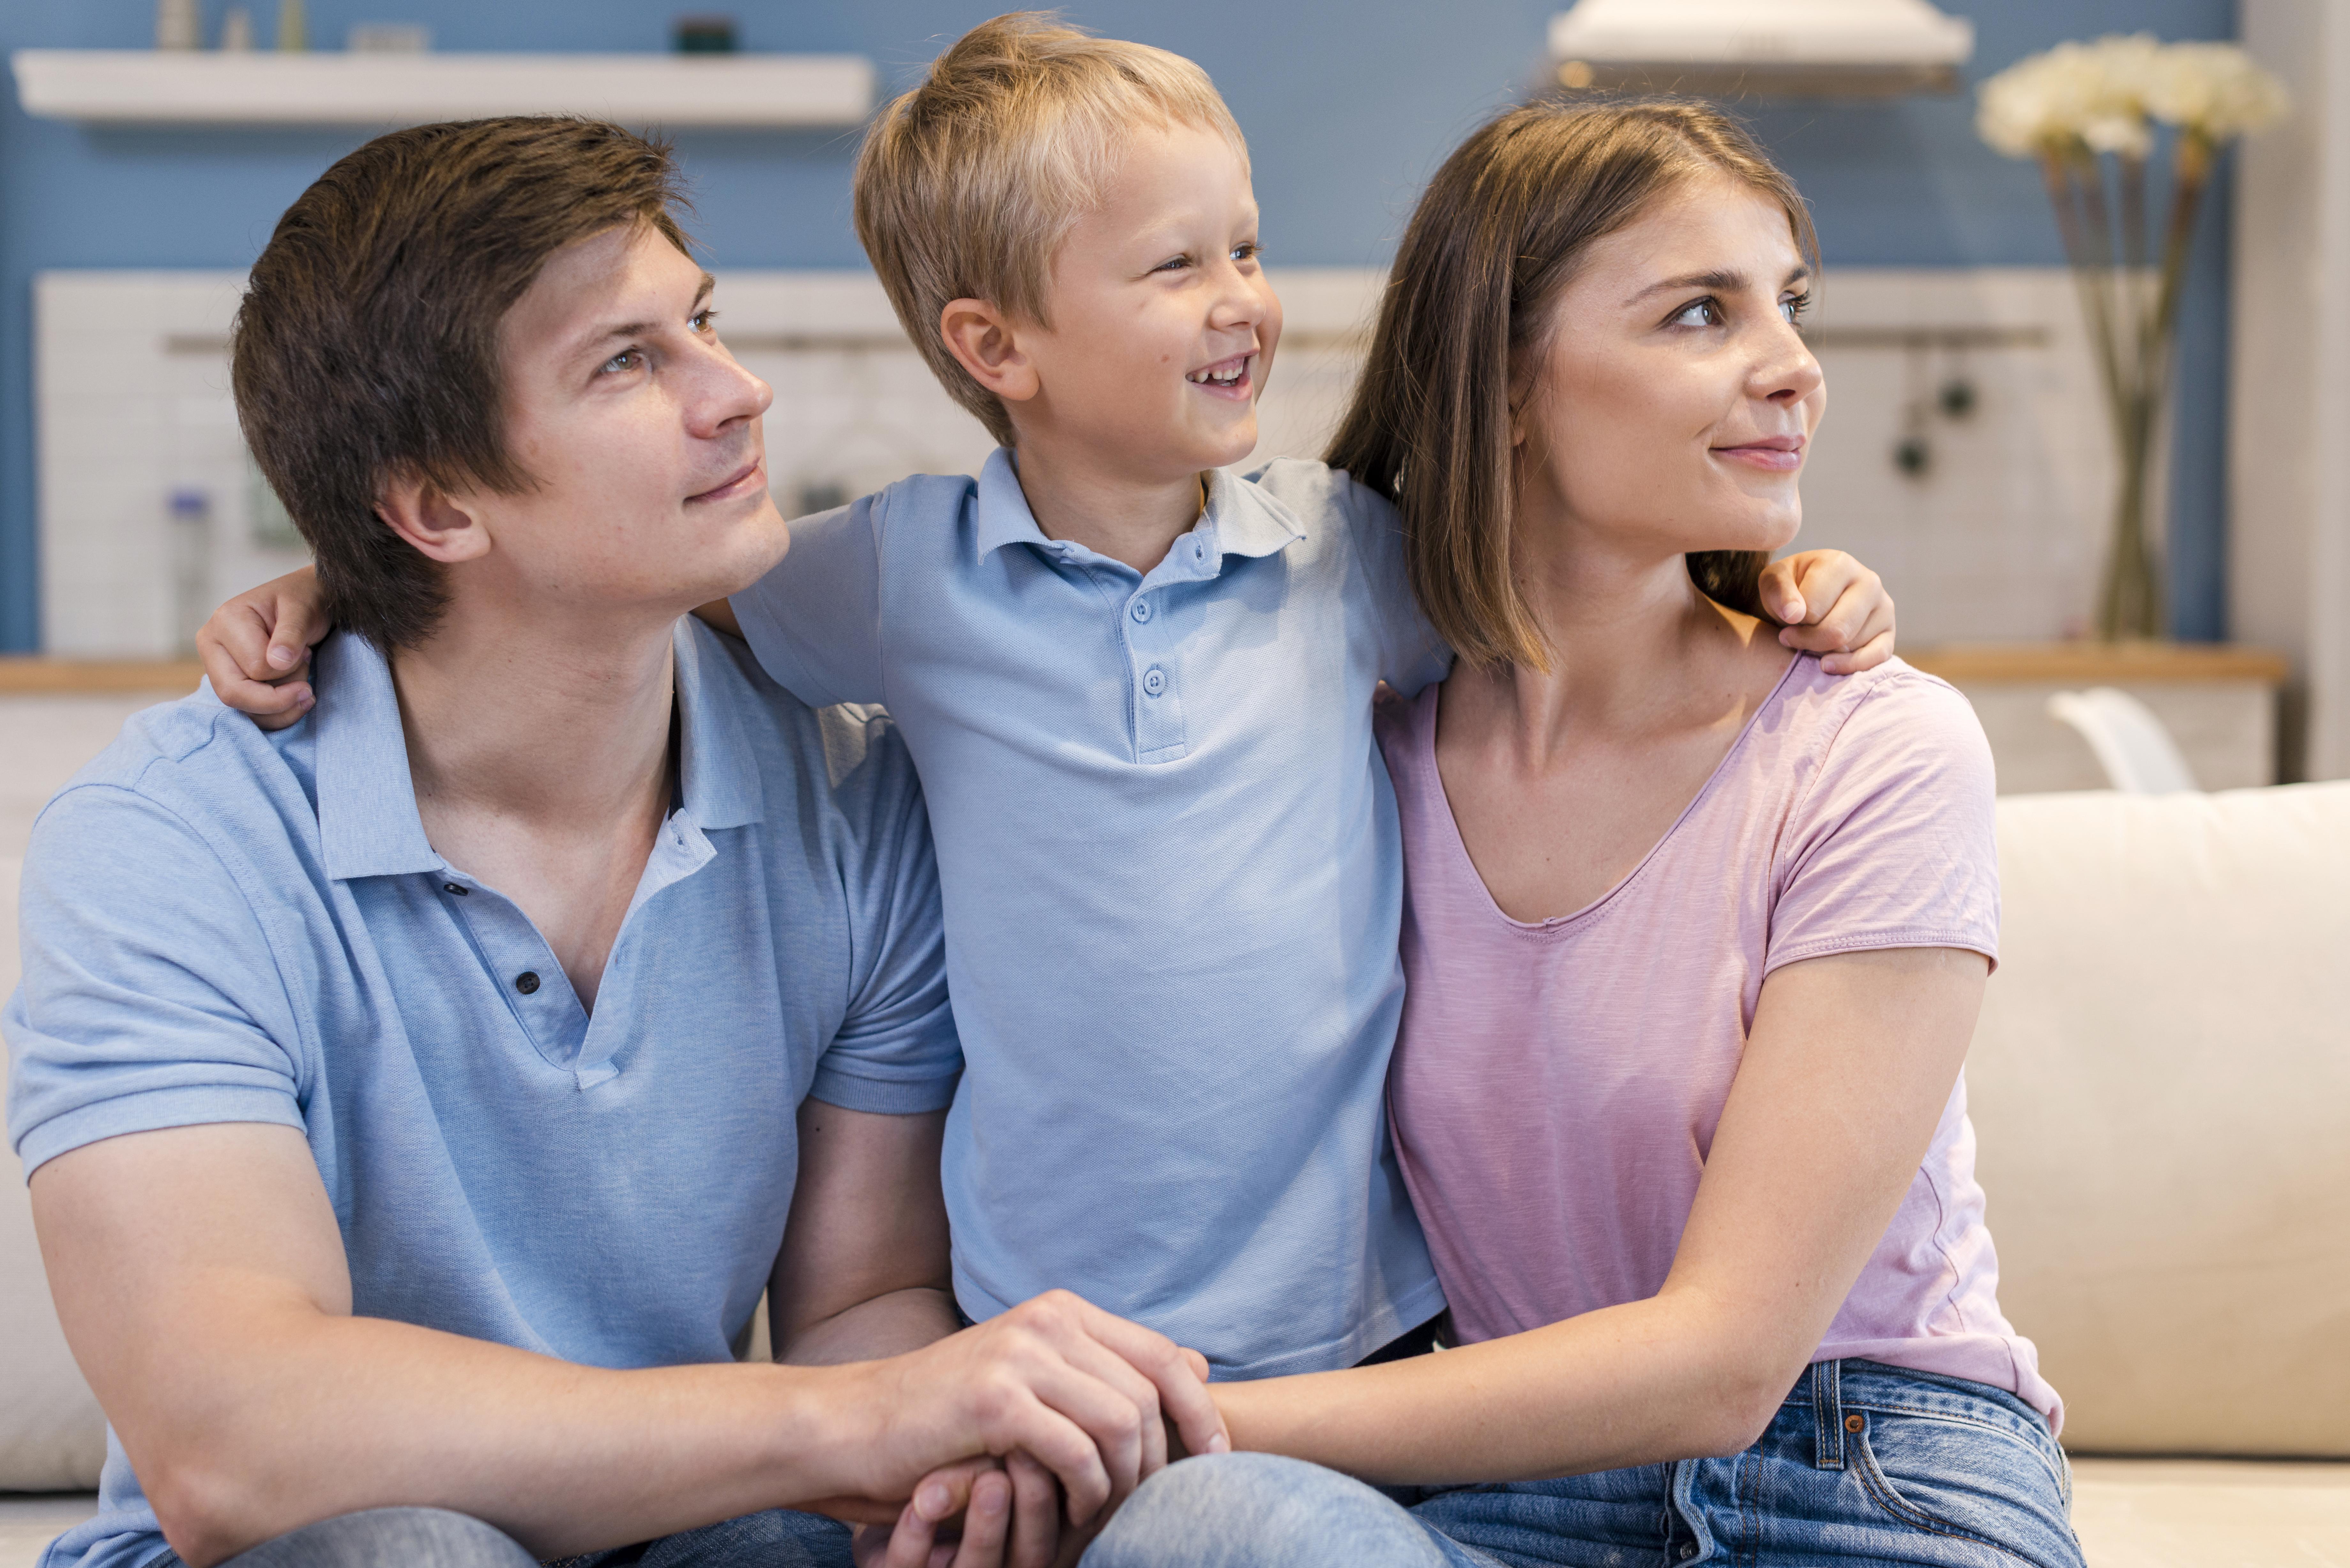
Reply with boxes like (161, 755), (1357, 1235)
(1130, 598), (1152, 623)
(1191, 540), (1207, 562)
(442, 882), (467, 896)
(514, 971), (541, 995)
(1141, 667), (1167, 697)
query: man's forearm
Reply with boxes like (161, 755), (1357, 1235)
(777, 1284), (962, 1368)
(131, 1301), (889, 1567)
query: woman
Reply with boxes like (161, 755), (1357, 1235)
(1086, 99), (2080, 1568)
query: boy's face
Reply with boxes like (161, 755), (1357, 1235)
(446, 222), (788, 620)
(1019, 121), (1281, 480)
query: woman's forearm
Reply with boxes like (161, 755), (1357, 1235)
(1215, 1290), (1802, 1485)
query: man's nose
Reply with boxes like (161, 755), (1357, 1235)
(691, 342), (774, 436)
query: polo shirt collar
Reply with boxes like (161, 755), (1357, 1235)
(972, 447), (1306, 568)
(315, 619), (761, 883)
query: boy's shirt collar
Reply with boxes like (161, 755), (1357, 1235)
(312, 618), (761, 883)
(972, 447), (1304, 579)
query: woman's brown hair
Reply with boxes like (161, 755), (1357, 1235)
(1324, 99), (1818, 669)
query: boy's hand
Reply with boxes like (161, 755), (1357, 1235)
(1759, 551), (1896, 675)
(852, 1292), (1224, 1535)
(196, 566), (331, 729)
(855, 1453), (1068, 1568)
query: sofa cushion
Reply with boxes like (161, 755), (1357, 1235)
(0, 855), (109, 1490)
(1969, 783), (2350, 1456)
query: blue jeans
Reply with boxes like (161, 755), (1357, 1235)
(162, 1502), (851, 1568)
(1085, 1360), (2082, 1567)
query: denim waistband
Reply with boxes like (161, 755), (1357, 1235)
(1780, 1358), (2058, 1472)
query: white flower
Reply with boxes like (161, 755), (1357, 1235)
(1975, 34), (2286, 158)
(2140, 42), (2290, 138)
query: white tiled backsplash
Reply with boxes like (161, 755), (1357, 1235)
(37, 266), (2114, 656)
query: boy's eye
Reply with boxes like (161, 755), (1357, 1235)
(1231, 241), (1264, 265)
(1668, 297), (1726, 329)
(1153, 254), (1193, 274)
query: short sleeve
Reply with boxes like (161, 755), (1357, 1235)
(804, 707), (960, 1115)
(1765, 671), (2000, 975)
(730, 496), (887, 708)
(1334, 471), (1452, 696)
(6, 786), (307, 1175)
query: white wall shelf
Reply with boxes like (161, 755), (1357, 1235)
(9, 49), (874, 128)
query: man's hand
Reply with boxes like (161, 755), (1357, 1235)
(196, 566), (330, 728)
(1757, 551), (1895, 674)
(848, 1294), (1226, 1534)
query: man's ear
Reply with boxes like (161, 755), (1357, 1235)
(938, 298), (1041, 406)
(375, 471), (491, 565)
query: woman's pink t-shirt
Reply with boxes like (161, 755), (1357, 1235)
(1379, 655), (2061, 1428)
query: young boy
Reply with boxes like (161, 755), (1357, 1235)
(201, 15), (1894, 1383)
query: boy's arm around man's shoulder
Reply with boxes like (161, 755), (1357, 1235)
(721, 494), (894, 708)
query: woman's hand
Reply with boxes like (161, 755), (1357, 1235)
(196, 566), (331, 728)
(1759, 551), (1894, 674)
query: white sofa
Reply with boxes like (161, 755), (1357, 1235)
(3, 696), (2346, 1564)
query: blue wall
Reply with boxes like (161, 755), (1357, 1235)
(0, 0), (2238, 649)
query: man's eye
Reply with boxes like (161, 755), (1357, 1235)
(690, 308), (717, 333)
(601, 350), (642, 375)
(1669, 298), (1725, 329)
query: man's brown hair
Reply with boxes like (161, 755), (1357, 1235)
(232, 116), (692, 650)
(1325, 99), (1818, 670)
(852, 12), (1247, 446)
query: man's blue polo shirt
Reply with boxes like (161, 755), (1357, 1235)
(731, 450), (1452, 1379)
(5, 620), (958, 1568)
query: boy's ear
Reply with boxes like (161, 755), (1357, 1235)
(375, 469), (492, 565)
(939, 297), (1042, 406)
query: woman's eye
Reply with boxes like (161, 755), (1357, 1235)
(1669, 298), (1725, 329)
(1781, 293), (1812, 325)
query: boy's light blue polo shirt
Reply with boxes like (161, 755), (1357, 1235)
(732, 450), (1452, 1378)
(5, 620), (958, 1568)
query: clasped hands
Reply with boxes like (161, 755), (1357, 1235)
(821, 1290), (1227, 1568)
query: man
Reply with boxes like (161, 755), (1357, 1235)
(4, 117), (1218, 1568)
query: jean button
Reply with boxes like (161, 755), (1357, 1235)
(1845, 1413), (1864, 1433)
(1131, 599), (1152, 623)
(1142, 667), (1167, 697)
(1678, 1547), (1697, 1562)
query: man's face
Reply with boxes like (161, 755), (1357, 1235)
(459, 222), (786, 618)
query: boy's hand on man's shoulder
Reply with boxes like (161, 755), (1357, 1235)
(197, 565), (332, 729)
(1761, 550), (1896, 675)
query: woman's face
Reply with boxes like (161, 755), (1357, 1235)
(1514, 172), (1825, 564)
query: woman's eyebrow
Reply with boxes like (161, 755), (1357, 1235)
(1627, 264), (1810, 306)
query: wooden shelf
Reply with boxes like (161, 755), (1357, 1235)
(9, 49), (874, 128)
(1909, 642), (2290, 685)
(0, 658), (205, 694)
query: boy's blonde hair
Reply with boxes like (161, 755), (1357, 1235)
(853, 12), (1249, 445)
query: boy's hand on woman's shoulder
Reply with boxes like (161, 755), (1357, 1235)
(1760, 550), (1896, 675)
(197, 565), (332, 729)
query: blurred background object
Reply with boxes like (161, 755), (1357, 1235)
(1977, 34), (2287, 640)
(1547, 0), (1975, 98)
(673, 15), (737, 55)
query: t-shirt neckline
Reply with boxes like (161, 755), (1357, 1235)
(1415, 651), (1807, 934)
